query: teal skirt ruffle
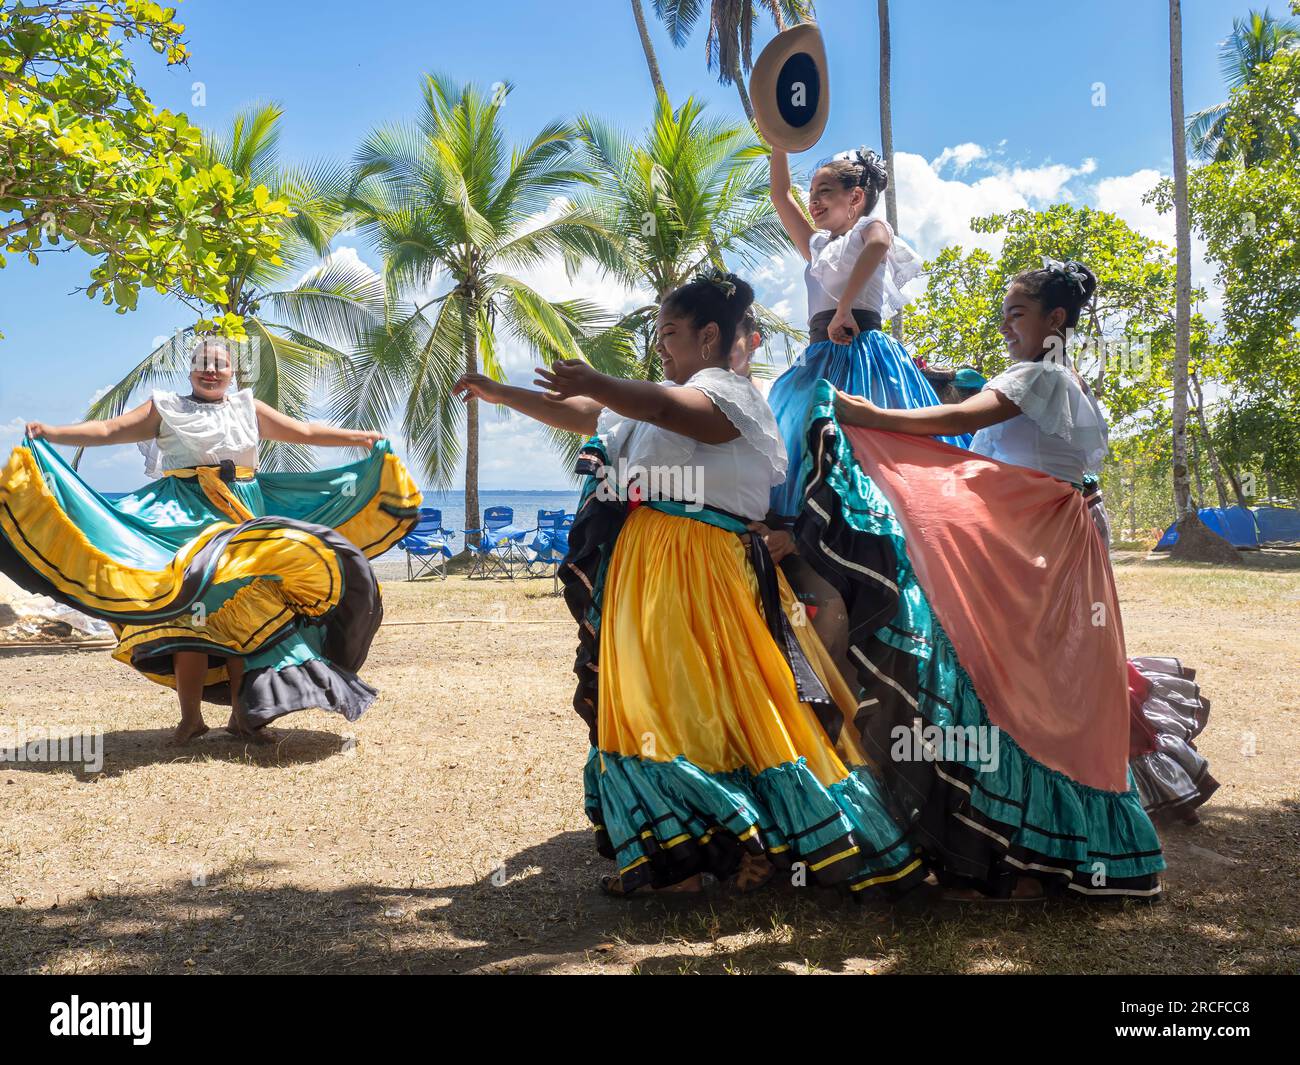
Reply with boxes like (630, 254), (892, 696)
(794, 380), (1165, 898)
(584, 748), (924, 895)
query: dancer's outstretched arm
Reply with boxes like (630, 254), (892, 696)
(24, 400), (160, 447)
(256, 403), (384, 448)
(769, 149), (815, 261)
(535, 361), (739, 446)
(452, 373), (603, 435)
(835, 388), (1020, 437)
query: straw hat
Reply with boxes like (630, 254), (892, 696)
(748, 23), (830, 153)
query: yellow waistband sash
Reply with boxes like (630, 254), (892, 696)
(163, 465), (258, 523)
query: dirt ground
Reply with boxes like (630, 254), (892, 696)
(1, 553), (1297, 975)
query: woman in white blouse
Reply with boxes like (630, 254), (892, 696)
(20, 340), (399, 746)
(452, 272), (924, 900)
(826, 260), (1212, 899)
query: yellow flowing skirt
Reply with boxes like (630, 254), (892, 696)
(585, 506), (923, 893)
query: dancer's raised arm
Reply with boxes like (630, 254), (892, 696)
(769, 148), (815, 260)
(452, 372), (603, 435)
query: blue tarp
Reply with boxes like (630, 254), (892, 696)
(1254, 506), (1300, 545)
(1155, 506), (1262, 550)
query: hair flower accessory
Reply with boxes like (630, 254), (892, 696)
(1042, 256), (1090, 299)
(693, 266), (737, 298)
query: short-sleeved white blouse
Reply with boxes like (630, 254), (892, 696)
(969, 358), (1110, 484)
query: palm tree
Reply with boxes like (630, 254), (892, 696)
(573, 95), (798, 379)
(78, 103), (385, 472)
(1186, 7), (1300, 163)
(653, 1), (816, 122)
(630, 0), (668, 97)
(338, 75), (628, 540)
(877, 0), (903, 341)
(1169, 1), (1196, 524)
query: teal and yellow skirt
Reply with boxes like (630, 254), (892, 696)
(0, 437), (421, 725)
(563, 483), (924, 896)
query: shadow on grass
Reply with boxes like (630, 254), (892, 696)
(1113, 548), (1300, 572)
(0, 725), (344, 780)
(4, 800), (1295, 975)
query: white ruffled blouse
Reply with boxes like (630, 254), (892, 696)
(139, 388), (261, 478)
(969, 358), (1110, 484)
(805, 213), (923, 321)
(596, 367), (787, 521)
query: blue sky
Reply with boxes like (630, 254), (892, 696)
(0, 0), (1268, 489)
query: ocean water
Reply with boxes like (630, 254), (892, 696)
(104, 487), (581, 558)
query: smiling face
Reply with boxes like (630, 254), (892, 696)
(808, 166), (865, 236)
(189, 343), (234, 400)
(655, 307), (720, 385)
(1000, 285), (1067, 362)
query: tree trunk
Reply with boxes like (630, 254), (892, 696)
(461, 291), (481, 548)
(1191, 371), (1229, 508)
(1191, 426), (1205, 508)
(630, 0), (667, 99)
(1127, 461), (1137, 540)
(730, 53), (756, 123)
(877, 0), (903, 342)
(1168, 1), (1195, 521)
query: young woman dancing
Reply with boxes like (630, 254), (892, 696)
(453, 273), (923, 899)
(796, 260), (1213, 900)
(2, 340), (421, 744)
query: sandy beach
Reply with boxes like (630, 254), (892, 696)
(1, 553), (1296, 975)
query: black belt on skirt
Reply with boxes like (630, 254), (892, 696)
(808, 308), (883, 344)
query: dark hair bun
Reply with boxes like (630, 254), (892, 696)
(1010, 259), (1098, 329)
(662, 270), (755, 357)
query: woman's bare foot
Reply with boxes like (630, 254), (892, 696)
(168, 719), (209, 746)
(225, 711), (274, 745)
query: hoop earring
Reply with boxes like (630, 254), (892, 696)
(703, 344), (712, 361)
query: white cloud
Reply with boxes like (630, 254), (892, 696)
(931, 143), (986, 174)
(296, 245), (378, 287)
(0, 417), (26, 455)
(1092, 168), (1222, 320)
(748, 145), (1225, 336)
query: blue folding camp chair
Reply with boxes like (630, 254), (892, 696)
(463, 505), (529, 578)
(526, 509), (568, 578)
(399, 507), (455, 580)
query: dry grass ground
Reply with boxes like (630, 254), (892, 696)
(1, 553), (1297, 975)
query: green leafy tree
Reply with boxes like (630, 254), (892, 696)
(907, 205), (1177, 428)
(78, 103), (386, 472)
(1185, 6), (1300, 164)
(1151, 0), (1300, 501)
(0, 1), (287, 335)
(339, 75), (628, 537)
(901, 246), (1002, 373)
(575, 94), (797, 381)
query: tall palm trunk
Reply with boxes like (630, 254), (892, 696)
(877, 0), (903, 341)
(1168, 0), (1194, 518)
(461, 289), (481, 547)
(730, 52), (756, 123)
(630, 0), (667, 98)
